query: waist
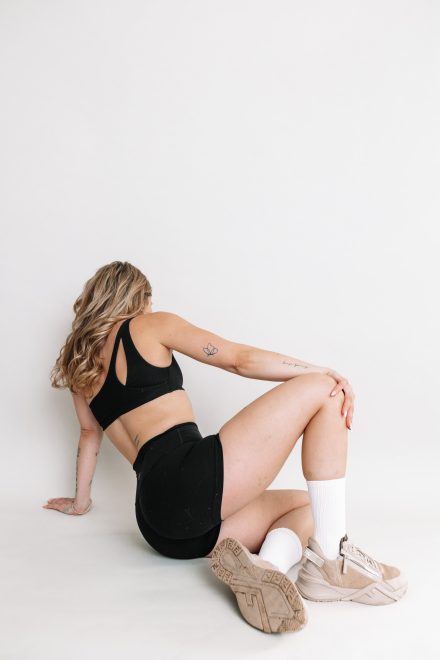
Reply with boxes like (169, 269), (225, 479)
(132, 421), (200, 473)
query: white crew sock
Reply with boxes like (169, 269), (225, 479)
(306, 477), (346, 559)
(258, 527), (303, 574)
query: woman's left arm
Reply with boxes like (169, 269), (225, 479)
(71, 392), (103, 508)
(74, 428), (103, 509)
(43, 393), (103, 514)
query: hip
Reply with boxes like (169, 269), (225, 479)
(133, 420), (224, 545)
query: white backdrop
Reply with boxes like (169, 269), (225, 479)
(1, 1), (439, 658)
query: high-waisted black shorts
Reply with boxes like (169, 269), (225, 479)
(132, 421), (224, 560)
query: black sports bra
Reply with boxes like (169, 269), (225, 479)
(88, 317), (184, 430)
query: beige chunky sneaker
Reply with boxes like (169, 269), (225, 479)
(211, 537), (308, 633)
(296, 534), (407, 605)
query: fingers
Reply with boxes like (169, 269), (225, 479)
(340, 397), (351, 418)
(329, 376), (355, 430)
(340, 393), (354, 429)
(42, 497), (72, 510)
(42, 499), (87, 515)
(342, 402), (354, 430)
(330, 378), (348, 397)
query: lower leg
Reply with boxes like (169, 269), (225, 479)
(301, 392), (349, 559)
(302, 391), (348, 481)
(257, 394), (348, 572)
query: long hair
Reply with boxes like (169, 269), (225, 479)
(50, 261), (152, 397)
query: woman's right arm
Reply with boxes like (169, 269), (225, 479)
(152, 311), (330, 382)
(234, 346), (330, 382)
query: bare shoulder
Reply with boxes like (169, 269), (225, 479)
(147, 310), (248, 374)
(147, 310), (186, 329)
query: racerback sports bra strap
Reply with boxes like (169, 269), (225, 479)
(119, 317), (145, 367)
(107, 319), (127, 376)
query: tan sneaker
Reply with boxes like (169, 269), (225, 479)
(296, 534), (407, 605)
(210, 537), (308, 633)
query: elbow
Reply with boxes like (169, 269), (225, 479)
(80, 428), (103, 443)
(235, 347), (250, 375)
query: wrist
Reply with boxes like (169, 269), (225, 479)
(74, 495), (91, 508)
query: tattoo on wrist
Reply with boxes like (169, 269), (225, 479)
(282, 361), (309, 368)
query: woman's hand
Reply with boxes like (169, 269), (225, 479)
(42, 497), (92, 515)
(325, 368), (355, 430)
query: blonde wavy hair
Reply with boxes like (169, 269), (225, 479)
(50, 260), (152, 397)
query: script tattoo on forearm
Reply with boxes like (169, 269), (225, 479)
(89, 451), (99, 488)
(75, 445), (98, 495)
(75, 445), (80, 494)
(203, 342), (218, 357)
(282, 360), (309, 369)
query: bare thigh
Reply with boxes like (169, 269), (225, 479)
(217, 372), (340, 520)
(205, 488), (311, 558)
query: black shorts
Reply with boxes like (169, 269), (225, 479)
(133, 421), (224, 559)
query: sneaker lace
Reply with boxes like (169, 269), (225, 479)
(344, 541), (380, 573)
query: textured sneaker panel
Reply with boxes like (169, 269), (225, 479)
(342, 564), (380, 588)
(304, 551), (376, 589)
(305, 536), (402, 588)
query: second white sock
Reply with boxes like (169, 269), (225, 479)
(258, 527), (303, 573)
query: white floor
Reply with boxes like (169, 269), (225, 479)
(1, 494), (438, 660)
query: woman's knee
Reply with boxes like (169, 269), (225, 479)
(321, 386), (345, 412)
(287, 488), (310, 508)
(295, 372), (344, 409)
(291, 371), (337, 392)
(289, 372), (340, 408)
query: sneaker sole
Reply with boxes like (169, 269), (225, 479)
(296, 570), (407, 605)
(210, 536), (308, 633)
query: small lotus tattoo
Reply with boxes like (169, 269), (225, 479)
(203, 342), (218, 357)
